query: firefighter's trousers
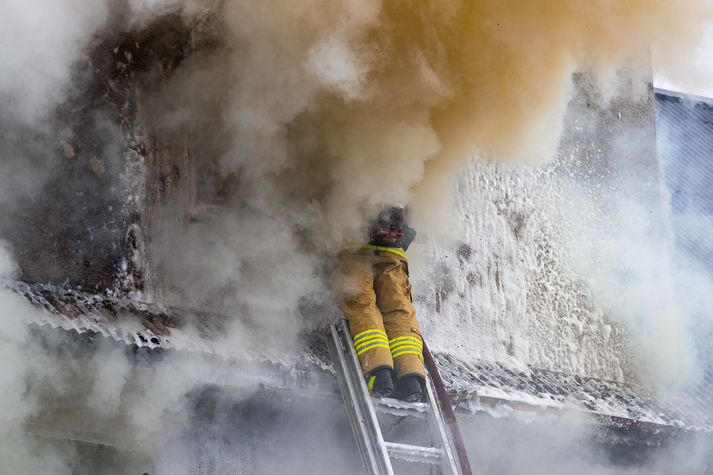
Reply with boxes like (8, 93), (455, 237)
(339, 248), (425, 380)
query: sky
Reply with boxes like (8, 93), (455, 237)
(654, 25), (713, 98)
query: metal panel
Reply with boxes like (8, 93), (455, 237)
(654, 88), (713, 422)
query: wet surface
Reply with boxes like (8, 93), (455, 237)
(14, 281), (713, 434)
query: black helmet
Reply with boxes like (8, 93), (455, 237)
(368, 206), (416, 250)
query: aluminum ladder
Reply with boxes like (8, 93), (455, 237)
(326, 319), (468, 475)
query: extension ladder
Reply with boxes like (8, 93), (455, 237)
(326, 319), (473, 475)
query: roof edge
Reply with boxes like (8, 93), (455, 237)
(654, 87), (713, 105)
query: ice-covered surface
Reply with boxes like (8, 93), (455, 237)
(14, 281), (713, 432)
(411, 76), (659, 385)
(413, 157), (630, 382)
(14, 281), (207, 353)
(435, 353), (713, 431)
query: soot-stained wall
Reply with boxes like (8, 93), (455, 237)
(0, 13), (199, 295)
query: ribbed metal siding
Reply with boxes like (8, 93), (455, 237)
(655, 89), (713, 422)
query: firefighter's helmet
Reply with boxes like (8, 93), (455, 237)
(368, 206), (416, 250)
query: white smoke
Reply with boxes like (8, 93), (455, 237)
(138, 0), (713, 355)
(0, 0), (109, 124)
(1, 0), (713, 472)
(654, 23), (713, 98)
(0, 243), (74, 473)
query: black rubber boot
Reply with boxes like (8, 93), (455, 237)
(395, 375), (424, 402)
(368, 367), (394, 398)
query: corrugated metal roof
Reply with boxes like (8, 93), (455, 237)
(15, 281), (712, 431)
(654, 88), (713, 427)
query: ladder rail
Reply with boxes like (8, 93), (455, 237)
(422, 366), (461, 475)
(423, 343), (473, 475)
(326, 321), (395, 475)
(327, 319), (470, 475)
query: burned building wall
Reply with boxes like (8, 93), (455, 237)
(0, 37), (138, 292)
(0, 10), (207, 297)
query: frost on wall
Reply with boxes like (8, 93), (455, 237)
(415, 75), (660, 384)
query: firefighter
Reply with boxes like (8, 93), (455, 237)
(339, 206), (425, 402)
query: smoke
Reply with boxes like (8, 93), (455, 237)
(654, 23), (713, 98)
(140, 0), (713, 344)
(186, 0), (711, 224)
(0, 0), (709, 359)
(549, 87), (713, 390)
(0, 0), (109, 125)
(0, 243), (76, 473)
(461, 408), (713, 475)
(0, 242), (35, 465)
(1, 0), (713, 472)
(557, 190), (702, 388)
(0, 0), (108, 210)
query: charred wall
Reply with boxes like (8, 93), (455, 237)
(0, 11), (203, 295)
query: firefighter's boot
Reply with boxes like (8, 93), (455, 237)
(395, 375), (424, 402)
(368, 367), (394, 398)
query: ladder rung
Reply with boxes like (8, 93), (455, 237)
(372, 397), (429, 418)
(384, 441), (444, 464)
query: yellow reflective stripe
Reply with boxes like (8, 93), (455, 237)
(390, 340), (422, 347)
(362, 245), (407, 260)
(391, 349), (424, 360)
(354, 329), (389, 356)
(354, 328), (386, 340)
(355, 339), (388, 351)
(357, 342), (390, 356)
(355, 335), (388, 350)
(368, 375), (376, 391)
(356, 341), (389, 354)
(390, 343), (422, 353)
(356, 334), (388, 345)
(389, 336), (422, 348)
(391, 345), (423, 355)
(353, 329), (387, 344)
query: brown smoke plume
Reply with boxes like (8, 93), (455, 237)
(203, 0), (709, 233)
(144, 0), (711, 338)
